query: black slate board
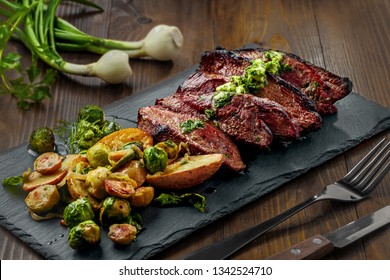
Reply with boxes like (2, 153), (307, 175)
(1, 67), (390, 260)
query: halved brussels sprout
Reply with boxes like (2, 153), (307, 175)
(63, 197), (95, 228)
(85, 166), (110, 199)
(68, 220), (101, 250)
(99, 197), (131, 226)
(108, 223), (137, 245)
(143, 146), (168, 174)
(104, 176), (136, 199)
(155, 140), (179, 160)
(86, 142), (111, 168)
(129, 186), (154, 208)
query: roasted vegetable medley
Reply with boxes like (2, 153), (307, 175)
(2, 106), (224, 250)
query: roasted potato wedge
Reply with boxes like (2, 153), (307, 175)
(96, 128), (153, 151)
(145, 153), (223, 190)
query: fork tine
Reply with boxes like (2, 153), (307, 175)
(348, 140), (390, 188)
(347, 141), (390, 187)
(352, 145), (390, 190)
(343, 138), (388, 183)
(359, 160), (390, 195)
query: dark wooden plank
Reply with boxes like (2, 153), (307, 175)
(313, 0), (390, 260)
(1, 0), (390, 260)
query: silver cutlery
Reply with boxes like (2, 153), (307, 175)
(183, 138), (390, 259)
(268, 204), (390, 259)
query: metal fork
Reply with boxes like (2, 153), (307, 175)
(183, 138), (390, 260)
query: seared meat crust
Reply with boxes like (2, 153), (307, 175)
(138, 106), (246, 171)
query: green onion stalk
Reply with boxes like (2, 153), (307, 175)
(1, 0), (183, 84)
(54, 19), (184, 62)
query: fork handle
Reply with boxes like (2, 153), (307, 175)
(182, 196), (319, 260)
(267, 234), (334, 260)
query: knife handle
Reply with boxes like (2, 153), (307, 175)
(267, 234), (334, 260)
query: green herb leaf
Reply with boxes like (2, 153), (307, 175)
(154, 192), (206, 212)
(2, 175), (23, 187)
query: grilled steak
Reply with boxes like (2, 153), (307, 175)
(138, 105), (246, 171)
(234, 48), (353, 115)
(198, 49), (322, 133)
(158, 91), (300, 147)
(136, 47), (352, 173)
(159, 70), (301, 145)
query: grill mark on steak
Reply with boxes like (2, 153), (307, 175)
(234, 48), (353, 115)
(159, 70), (301, 146)
(198, 49), (322, 133)
(138, 105), (246, 171)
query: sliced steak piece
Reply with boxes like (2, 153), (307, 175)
(159, 70), (300, 144)
(138, 105), (246, 171)
(157, 92), (300, 145)
(256, 74), (322, 133)
(235, 48), (353, 115)
(199, 49), (322, 133)
(216, 94), (300, 144)
(200, 49), (247, 76)
(176, 70), (230, 96)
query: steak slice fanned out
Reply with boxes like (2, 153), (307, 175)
(199, 49), (322, 133)
(137, 105), (246, 171)
(159, 69), (301, 145)
(256, 74), (322, 133)
(176, 70), (230, 96)
(158, 92), (300, 146)
(200, 49), (247, 77)
(281, 51), (352, 115)
(234, 48), (353, 115)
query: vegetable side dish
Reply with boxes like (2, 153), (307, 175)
(2, 105), (219, 250)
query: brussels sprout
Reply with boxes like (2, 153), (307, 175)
(25, 184), (60, 214)
(117, 160), (147, 187)
(85, 166), (111, 199)
(143, 146), (168, 174)
(121, 141), (144, 159)
(104, 177), (136, 198)
(102, 121), (121, 136)
(29, 127), (55, 154)
(78, 105), (105, 125)
(108, 223), (137, 245)
(99, 196), (131, 226)
(68, 220), (101, 250)
(63, 197), (95, 228)
(129, 186), (154, 208)
(155, 140), (179, 160)
(86, 142), (111, 168)
(121, 141), (143, 152)
(77, 120), (103, 150)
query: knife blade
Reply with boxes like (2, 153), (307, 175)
(267, 205), (390, 259)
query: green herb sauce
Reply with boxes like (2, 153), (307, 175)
(179, 119), (205, 134)
(212, 50), (290, 109)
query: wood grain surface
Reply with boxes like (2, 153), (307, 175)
(1, 0), (390, 260)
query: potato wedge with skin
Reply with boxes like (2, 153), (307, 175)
(96, 128), (153, 151)
(145, 154), (223, 190)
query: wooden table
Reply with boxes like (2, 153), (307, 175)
(1, 0), (390, 260)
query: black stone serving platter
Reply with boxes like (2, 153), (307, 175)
(1, 66), (390, 260)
